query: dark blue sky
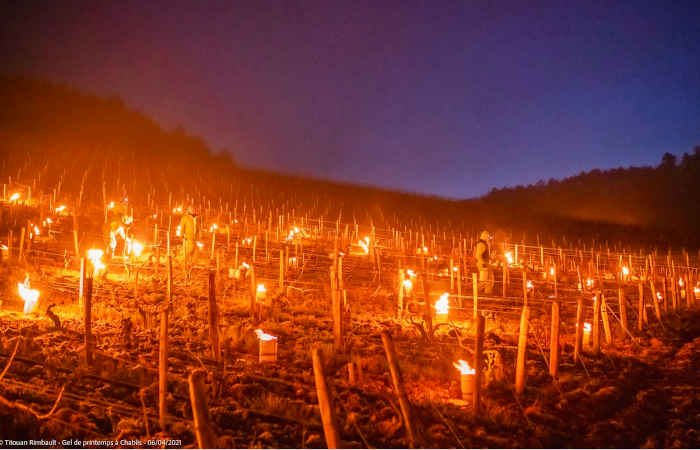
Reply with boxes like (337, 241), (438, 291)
(2, 0), (699, 198)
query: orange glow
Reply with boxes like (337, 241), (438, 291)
(549, 267), (555, 276)
(505, 251), (514, 264)
(55, 205), (67, 214)
(358, 236), (370, 254)
(402, 278), (413, 294)
(255, 329), (277, 342)
(9, 193), (20, 202)
(88, 248), (106, 277)
(435, 293), (449, 315)
(622, 266), (630, 276)
(453, 359), (475, 375)
(18, 275), (40, 314)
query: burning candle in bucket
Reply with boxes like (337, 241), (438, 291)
(453, 359), (475, 401)
(583, 322), (592, 347)
(255, 329), (278, 362)
(435, 293), (449, 323)
(17, 275), (40, 314)
(256, 283), (267, 301)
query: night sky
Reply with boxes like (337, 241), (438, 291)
(2, 0), (699, 198)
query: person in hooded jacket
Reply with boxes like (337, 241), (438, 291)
(475, 230), (495, 294)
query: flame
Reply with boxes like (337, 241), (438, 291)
(128, 239), (144, 257)
(55, 205), (67, 214)
(9, 193), (20, 202)
(435, 293), (449, 315)
(87, 248), (106, 277)
(107, 201), (115, 209)
(694, 286), (700, 296)
(622, 266), (630, 276)
(240, 261), (250, 270)
(176, 225), (182, 237)
(656, 292), (663, 301)
(209, 223), (218, 232)
(406, 269), (416, 278)
(122, 215), (133, 225)
(586, 278), (594, 288)
(257, 283), (266, 294)
(549, 267), (555, 276)
(110, 226), (125, 250)
(358, 236), (370, 254)
(402, 278), (413, 293)
(505, 251), (514, 265)
(242, 237), (253, 245)
(583, 322), (592, 332)
(288, 257), (297, 264)
(678, 279), (683, 287)
(526, 280), (534, 290)
(172, 206), (183, 214)
(453, 359), (475, 375)
(196, 241), (204, 249)
(18, 275), (40, 314)
(255, 329), (277, 341)
(452, 266), (459, 272)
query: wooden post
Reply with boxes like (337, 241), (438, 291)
(78, 258), (86, 306)
(380, 331), (416, 448)
(397, 269), (405, 319)
(449, 258), (454, 291)
(473, 314), (484, 416)
(159, 305), (168, 430)
(574, 297), (584, 363)
(502, 264), (507, 298)
(472, 273), (478, 320)
(522, 271), (528, 306)
(549, 300), (560, 378)
(73, 213), (80, 257)
(601, 294), (612, 345)
(188, 369), (217, 449)
(311, 348), (341, 449)
(618, 287), (629, 335)
(332, 288), (344, 352)
(592, 293), (601, 355)
(250, 265), (256, 318)
(84, 277), (93, 365)
(637, 282), (644, 331)
(208, 270), (220, 362)
(515, 306), (530, 395)
(649, 280), (662, 323)
(18, 227), (25, 261)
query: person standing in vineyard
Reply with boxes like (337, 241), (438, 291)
(179, 207), (197, 276)
(475, 230), (494, 294)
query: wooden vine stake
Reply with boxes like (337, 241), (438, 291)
(618, 286), (629, 336)
(208, 270), (220, 363)
(84, 277), (93, 366)
(592, 293), (601, 355)
(515, 306), (530, 395)
(472, 273), (479, 320)
(311, 348), (341, 449)
(473, 314), (485, 416)
(637, 282), (645, 330)
(381, 331), (416, 448)
(574, 297), (584, 363)
(188, 369), (217, 449)
(601, 294), (612, 345)
(549, 299), (560, 378)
